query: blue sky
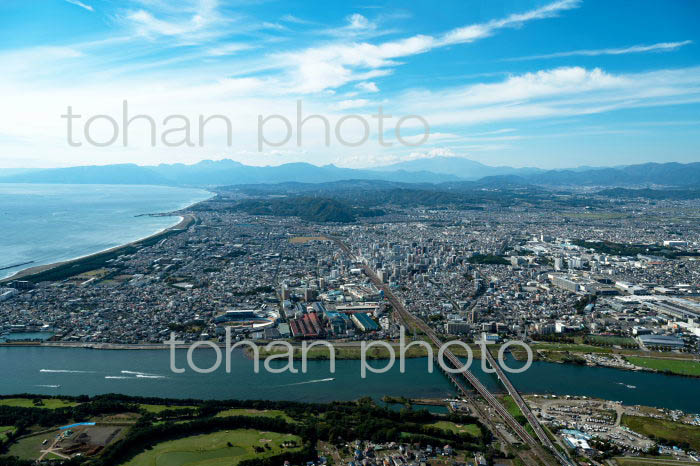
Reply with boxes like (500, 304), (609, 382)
(0, 0), (699, 169)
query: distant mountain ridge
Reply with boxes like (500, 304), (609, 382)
(0, 160), (459, 186)
(530, 162), (700, 186)
(373, 156), (546, 179)
(0, 159), (698, 187)
(478, 162), (700, 187)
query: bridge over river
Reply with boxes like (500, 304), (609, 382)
(331, 236), (574, 466)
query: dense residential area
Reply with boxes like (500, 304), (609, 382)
(1, 185), (699, 465)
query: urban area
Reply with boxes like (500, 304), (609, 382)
(1, 190), (700, 466)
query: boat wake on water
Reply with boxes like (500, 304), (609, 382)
(281, 378), (335, 386)
(104, 370), (167, 380)
(122, 370), (167, 379)
(36, 384), (61, 388)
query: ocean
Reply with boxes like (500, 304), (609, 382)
(0, 184), (212, 279)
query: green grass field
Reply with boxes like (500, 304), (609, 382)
(587, 335), (638, 347)
(139, 404), (197, 414)
(500, 396), (528, 426)
(429, 421), (481, 437)
(622, 415), (700, 451)
(4, 430), (60, 460)
(214, 408), (293, 423)
(530, 342), (612, 353)
(121, 429), (301, 466)
(0, 426), (16, 442)
(0, 398), (78, 409)
(625, 357), (700, 377)
(498, 396), (539, 438)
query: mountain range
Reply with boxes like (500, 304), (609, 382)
(0, 158), (698, 187)
(374, 157), (546, 179)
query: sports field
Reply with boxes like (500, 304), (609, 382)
(122, 429), (301, 466)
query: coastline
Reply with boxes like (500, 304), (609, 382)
(0, 190), (212, 284)
(0, 214), (194, 284)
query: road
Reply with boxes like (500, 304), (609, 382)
(330, 236), (572, 466)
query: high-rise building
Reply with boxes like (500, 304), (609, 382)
(554, 257), (563, 271)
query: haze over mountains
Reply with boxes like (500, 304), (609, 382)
(374, 157), (547, 178)
(0, 158), (698, 188)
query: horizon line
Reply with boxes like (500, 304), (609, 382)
(1, 157), (697, 172)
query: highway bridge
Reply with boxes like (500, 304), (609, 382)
(483, 349), (574, 466)
(330, 236), (574, 466)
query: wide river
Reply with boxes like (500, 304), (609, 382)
(0, 183), (212, 279)
(0, 347), (697, 413)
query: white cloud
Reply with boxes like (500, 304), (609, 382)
(65, 0), (94, 12)
(405, 148), (455, 160)
(275, 0), (581, 93)
(123, 0), (228, 43)
(280, 14), (313, 25)
(261, 22), (288, 31)
(508, 40), (693, 61)
(206, 42), (253, 56)
(4, 59), (699, 169)
(439, 0), (580, 45)
(4, 0), (700, 169)
(0, 46), (83, 81)
(472, 128), (517, 136)
(347, 13), (373, 30)
(356, 81), (379, 93)
(394, 66), (700, 128)
(334, 99), (371, 110)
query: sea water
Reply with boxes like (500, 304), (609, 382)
(0, 183), (212, 279)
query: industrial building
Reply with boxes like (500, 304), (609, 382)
(351, 313), (379, 332)
(637, 334), (685, 349)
